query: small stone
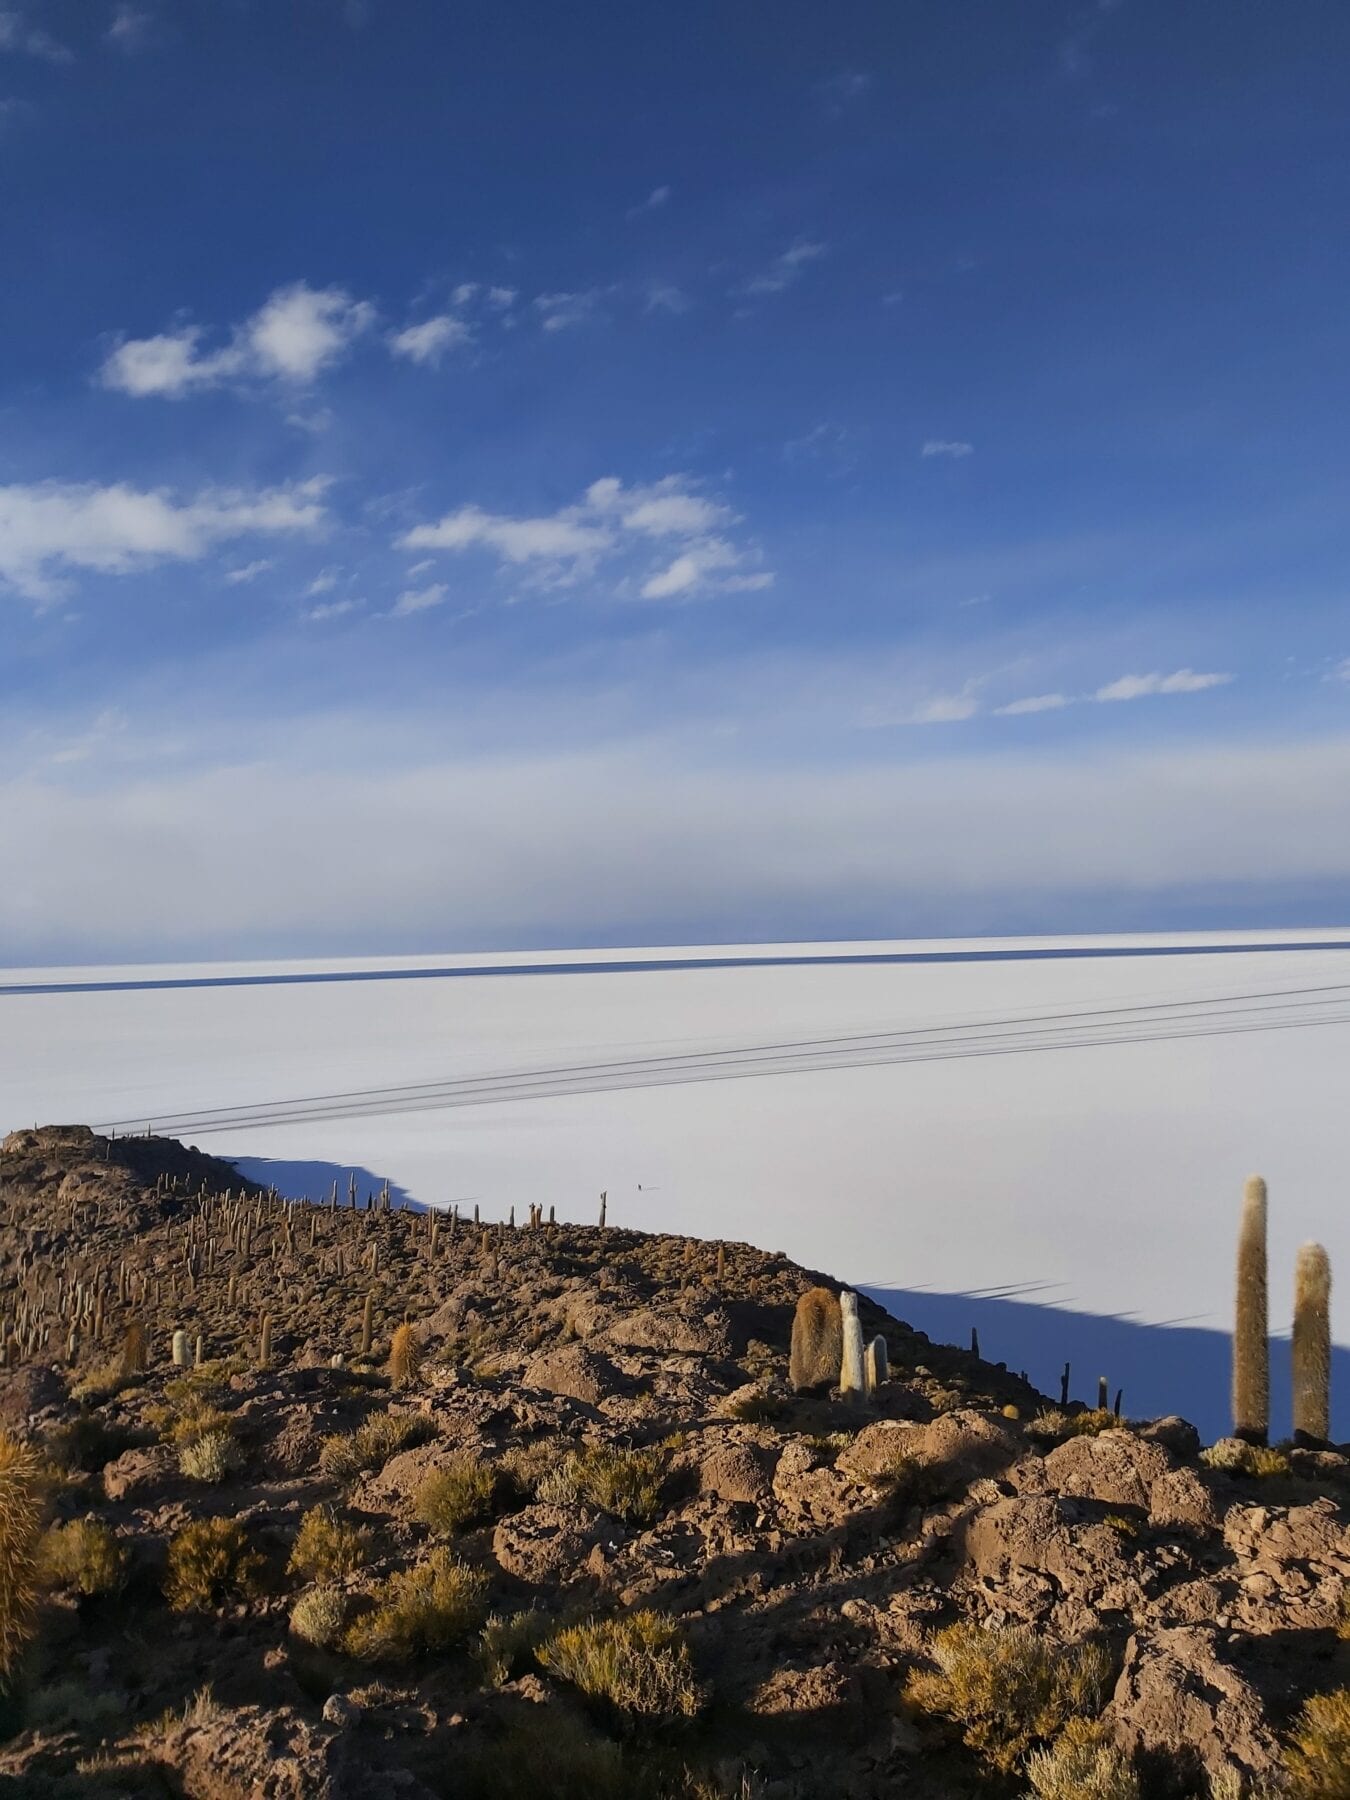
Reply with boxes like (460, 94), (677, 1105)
(322, 1694), (362, 1727)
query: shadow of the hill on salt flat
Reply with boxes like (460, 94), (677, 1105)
(223, 1154), (420, 1211)
(864, 1284), (1350, 1447)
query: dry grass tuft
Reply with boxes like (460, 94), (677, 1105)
(164, 1517), (264, 1612)
(37, 1519), (127, 1597)
(537, 1610), (703, 1721)
(415, 1456), (498, 1536)
(318, 1411), (436, 1481)
(538, 1444), (668, 1526)
(179, 1428), (243, 1484)
(289, 1584), (349, 1649)
(288, 1505), (373, 1581)
(1283, 1687), (1350, 1798)
(1026, 1717), (1140, 1798)
(343, 1548), (489, 1661)
(905, 1621), (1113, 1774)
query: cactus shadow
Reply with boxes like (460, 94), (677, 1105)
(865, 1286), (1350, 1446)
(220, 1155), (420, 1211)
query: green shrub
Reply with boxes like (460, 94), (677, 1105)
(68, 1362), (137, 1405)
(905, 1622), (1113, 1774)
(1026, 1409), (1119, 1445)
(37, 1520), (127, 1597)
(343, 1549), (489, 1661)
(44, 1416), (135, 1475)
(179, 1429), (243, 1484)
(1283, 1688), (1350, 1798)
(164, 1518), (264, 1612)
(290, 1584), (349, 1650)
(416, 1456), (498, 1536)
(537, 1611), (703, 1721)
(538, 1445), (667, 1526)
(26, 1680), (126, 1735)
(1026, 1718), (1140, 1799)
(478, 1609), (551, 1686)
(499, 1441), (555, 1499)
(725, 1390), (785, 1424)
(1200, 1440), (1292, 1479)
(873, 1448), (951, 1511)
(288, 1505), (373, 1582)
(318, 1411), (436, 1482)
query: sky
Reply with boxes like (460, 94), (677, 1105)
(2, 0), (1349, 962)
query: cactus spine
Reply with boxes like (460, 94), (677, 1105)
(839, 1291), (866, 1396)
(789, 1288), (844, 1392)
(0, 1434), (41, 1696)
(1233, 1175), (1269, 1444)
(388, 1320), (420, 1389)
(1292, 1241), (1332, 1446)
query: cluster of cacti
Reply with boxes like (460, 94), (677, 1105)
(788, 1286), (892, 1400)
(1232, 1175), (1334, 1446)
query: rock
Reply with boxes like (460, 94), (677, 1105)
(1110, 1627), (1281, 1786)
(1148, 1468), (1222, 1532)
(835, 1421), (922, 1486)
(963, 1496), (1142, 1632)
(103, 1445), (173, 1501)
(699, 1443), (773, 1504)
(1043, 1429), (1175, 1511)
(520, 1343), (621, 1406)
(604, 1304), (733, 1358)
(0, 1362), (65, 1430)
(321, 1693), (362, 1727)
(492, 1503), (608, 1584)
(912, 1409), (1021, 1482)
(1138, 1416), (1201, 1459)
(159, 1704), (357, 1799)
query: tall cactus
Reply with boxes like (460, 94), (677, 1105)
(789, 1287), (843, 1392)
(1292, 1242), (1332, 1446)
(388, 1320), (420, 1389)
(864, 1335), (889, 1394)
(0, 1433), (41, 1699)
(1233, 1175), (1269, 1445)
(360, 1291), (374, 1358)
(839, 1290), (866, 1397)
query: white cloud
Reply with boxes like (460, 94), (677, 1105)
(645, 281), (689, 314)
(16, 720), (1348, 959)
(0, 477), (326, 601)
(388, 314), (470, 366)
(921, 439), (974, 459)
(101, 281), (375, 397)
(0, 11), (72, 60)
(627, 184), (671, 220)
(106, 6), (150, 48)
(486, 286), (517, 310)
(996, 693), (1070, 716)
(391, 582), (448, 617)
(1330, 658), (1350, 684)
(742, 239), (827, 297)
(304, 568), (340, 597)
(1094, 669), (1233, 703)
(401, 475), (769, 601)
(303, 597), (359, 623)
(224, 559), (273, 585)
(533, 289), (603, 332)
(858, 687), (982, 728)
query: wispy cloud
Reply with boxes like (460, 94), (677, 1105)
(101, 282), (376, 397)
(106, 6), (151, 49)
(816, 70), (872, 114)
(921, 439), (974, 459)
(995, 693), (1070, 716)
(533, 289), (604, 332)
(401, 474), (768, 601)
(0, 10), (72, 61)
(0, 477), (326, 601)
(391, 582), (449, 617)
(742, 239), (827, 298)
(626, 184), (671, 220)
(224, 559), (273, 585)
(1094, 669), (1232, 702)
(388, 314), (470, 366)
(858, 686), (982, 728)
(303, 597), (359, 623)
(1329, 658), (1350, 684)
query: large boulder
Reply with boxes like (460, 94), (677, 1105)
(1110, 1627), (1280, 1788)
(491, 1502), (607, 1585)
(1043, 1429), (1175, 1511)
(520, 1343), (621, 1406)
(699, 1442), (774, 1505)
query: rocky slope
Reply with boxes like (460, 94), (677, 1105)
(0, 1125), (1345, 1799)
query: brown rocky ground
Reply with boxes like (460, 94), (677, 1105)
(0, 1125), (1346, 1798)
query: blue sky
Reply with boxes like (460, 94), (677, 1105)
(2, 1), (1349, 960)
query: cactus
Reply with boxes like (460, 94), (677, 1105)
(598, 1192), (607, 1229)
(121, 1320), (146, 1377)
(259, 1313), (273, 1366)
(864, 1335), (889, 1393)
(194, 1333), (205, 1369)
(1292, 1242), (1332, 1446)
(839, 1291), (866, 1396)
(0, 1433), (42, 1696)
(716, 1244), (726, 1284)
(360, 1291), (374, 1357)
(388, 1321), (420, 1390)
(789, 1287), (843, 1392)
(172, 1328), (189, 1368)
(1233, 1175), (1269, 1445)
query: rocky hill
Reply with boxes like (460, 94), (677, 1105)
(0, 1125), (1346, 1798)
